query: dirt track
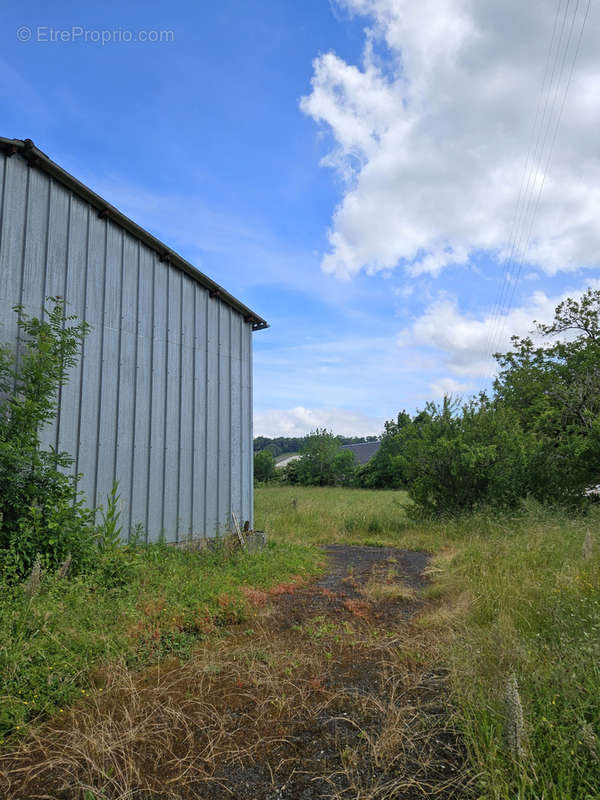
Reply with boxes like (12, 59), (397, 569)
(1, 546), (467, 800)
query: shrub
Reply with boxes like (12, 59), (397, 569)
(401, 396), (530, 516)
(0, 300), (96, 579)
(296, 429), (357, 486)
(254, 449), (276, 483)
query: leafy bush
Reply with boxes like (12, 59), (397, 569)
(254, 449), (276, 483)
(400, 396), (530, 516)
(296, 429), (357, 486)
(0, 300), (96, 579)
(494, 288), (600, 505)
(356, 411), (411, 488)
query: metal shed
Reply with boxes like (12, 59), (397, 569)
(0, 137), (267, 543)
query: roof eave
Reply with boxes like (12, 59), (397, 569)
(0, 137), (268, 332)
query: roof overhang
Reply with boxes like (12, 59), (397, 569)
(0, 137), (268, 332)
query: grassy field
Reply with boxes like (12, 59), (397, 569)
(257, 486), (600, 800)
(2, 485), (599, 800)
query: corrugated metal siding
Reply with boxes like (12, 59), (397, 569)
(0, 151), (254, 542)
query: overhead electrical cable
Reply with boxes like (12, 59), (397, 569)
(487, 0), (566, 351)
(486, 0), (589, 356)
(500, 0), (592, 330)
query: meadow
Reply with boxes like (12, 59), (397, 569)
(0, 485), (598, 799)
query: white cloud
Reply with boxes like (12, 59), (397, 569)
(429, 377), (473, 398)
(404, 281), (600, 379)
(301, 0), (600, 279)
(254, 406), (385, 437)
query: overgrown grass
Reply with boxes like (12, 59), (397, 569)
(255, 485), (412, 547)
(257, 485), (600, 799)
(0, 538), (322, 741)
(429, 506), (600, 800)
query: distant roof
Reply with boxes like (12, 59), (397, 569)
(341, 441), (381, 464)
(0, 136), (268, 331)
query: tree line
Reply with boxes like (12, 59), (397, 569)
(256, 288), (600, 515)
(253, 434), (378, 458)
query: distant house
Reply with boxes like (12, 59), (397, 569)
(275, 454), (301, 469)
(0, 137), (268, 543)
(341, 441), (381, 464)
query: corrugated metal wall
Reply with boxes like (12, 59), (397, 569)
(0, 151), (254, 542)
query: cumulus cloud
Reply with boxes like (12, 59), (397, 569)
(404, 281), (600, 379)
(301, 0), (600, 279)
(429, 377), (473, 398)
(254, 407), (385, 438)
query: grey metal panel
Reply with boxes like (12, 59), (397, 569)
(247, 322), (254, 528)
(204, 295), (219, 537)
(241, 320), (251, 525)
(56, 195), (89, 480)
(148, 258), (168, 539)
(230, 311), (242, 525)
(163, 268), (182, 540)
(130, 245), (154, 538)
(178, 276), (195, 539)
(21, 167), (50, 315)
(77, 214), (106, 509)
(38, 180), (70, 454)
(218, 304), (231, 534)
(0, 153), (257, 544)
(95, 222), (123, 509)
(0, 154), (28, 356)
(114, 234), (139, 535)
(192, 285), (208, 536)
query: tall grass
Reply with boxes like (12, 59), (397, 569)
(257, 486), (600, 799)
(255, 485), (412, 547)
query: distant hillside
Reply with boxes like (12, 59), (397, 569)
(254, 434), (379, 459)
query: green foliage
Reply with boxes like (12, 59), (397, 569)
(254, 449), (276, 483)
(0, 497), (97, 582)
(279, 458), (300, 484)
(296, 428), (357, 486)
(255, 485), (410, 548)
(357, 411), (410, 488)
(400, 396), (529, 515)
(253, 435), (305, 458)
(435, 504), (600, 799)
(0, 300), (95, 579)
(494, 287), (600, 506)
(371, 287), (600, 515)
(97, 481), (123, 551)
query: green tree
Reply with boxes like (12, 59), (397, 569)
(254, 449), (276, 483)
(357, 411), (410, 488)
(494, 287), (600, 504)
(399, 396), (529, 515)
(296, 429), (356, 486)
(0, 300), (96, 578)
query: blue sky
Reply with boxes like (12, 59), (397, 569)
(3, 0), (600, 436)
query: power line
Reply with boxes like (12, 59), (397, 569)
(501, 0), (592, 329)
(487, 0), (590, 356)
(487, 0), (566, 350)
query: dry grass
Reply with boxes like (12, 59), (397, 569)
(360, 576), (416, 604)
(0, 584), (465, 800)
(0, 637), (326, 799)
